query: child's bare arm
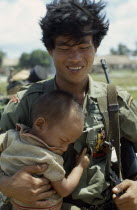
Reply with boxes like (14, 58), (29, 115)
(51, 148), (90, 197)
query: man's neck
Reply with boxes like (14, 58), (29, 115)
(56, 77), (89, 105)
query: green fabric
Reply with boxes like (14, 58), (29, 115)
(0, 78), (56, 130)
(0, 75), (137, 205)
(0, 97), (10, 121)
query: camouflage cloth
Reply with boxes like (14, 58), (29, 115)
(0, 75), (137, 207)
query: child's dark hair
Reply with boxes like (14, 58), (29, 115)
(31, 90), (84, 127)
(40, 0), (109, 50)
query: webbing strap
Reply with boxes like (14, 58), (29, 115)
(107, 84), (122, 180)
(97, 96), (109, 139)
(97, 95), (111, 181)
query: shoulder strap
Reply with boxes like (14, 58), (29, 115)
(97, 94), (112, 181)
(107, 84), (122, 180)
(97, 95), (109, 139)
(97, 84), (122, 180)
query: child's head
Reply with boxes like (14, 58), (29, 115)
(31, 90), (84, 154)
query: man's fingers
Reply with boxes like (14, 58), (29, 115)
(35, 177), (50, 187)
(37, 190), (56, 201)
(20, 164), (48, 175)
(112, 179), (131, 194)
(35, 183), (52, 193)
(113, 191), (129, 202)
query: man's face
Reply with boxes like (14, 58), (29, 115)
(49, 35), (96, 85)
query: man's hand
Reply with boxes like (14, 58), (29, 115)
(0, 164), (56, 207)
(112, 179), (137, 210)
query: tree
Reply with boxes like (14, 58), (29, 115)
(110, 43), (131, 56)
(29, 50), (50, 67)
(0, 50), (6, 67)
(132, 42), (137, 56)
(19, 53), (30, 68)
(19, 50), (50, 68)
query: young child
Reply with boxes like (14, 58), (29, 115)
(0, 90), (90, 210)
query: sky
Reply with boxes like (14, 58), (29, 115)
(0, 0), (137, 58)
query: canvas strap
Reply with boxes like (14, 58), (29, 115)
(107, 84), (122, 180)
(97, 84), (122, 180)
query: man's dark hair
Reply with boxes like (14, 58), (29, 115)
(31, 90), (84, 127)
(40, 0), (109, 50)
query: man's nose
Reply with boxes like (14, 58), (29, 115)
(68, 50), (82, 62)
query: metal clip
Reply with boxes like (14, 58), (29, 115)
(104, 141), (113, 150)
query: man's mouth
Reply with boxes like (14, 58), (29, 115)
(67, 66), (83, 72)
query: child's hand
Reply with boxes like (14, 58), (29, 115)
(76, 148), (90, 169)
(9, 95), (20, 104)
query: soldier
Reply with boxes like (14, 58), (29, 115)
(0, 0), (137, 210)
(6, 69), (30, 95)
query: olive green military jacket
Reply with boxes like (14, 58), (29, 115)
(0, 75), (137, 205)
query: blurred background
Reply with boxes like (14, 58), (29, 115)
(0, 0), (137, 116)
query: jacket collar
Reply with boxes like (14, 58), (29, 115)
(49, 74), (107, 99)
(87, 75), (107, 99)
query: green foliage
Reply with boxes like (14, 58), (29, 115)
(132, 42), (137, 56)
(110, 42), (137, 56)
(110, 44), (131, 56)
(19, 49), (50, 68)
(0, 50), (6, 67)
(19, 53), (30, 68)
(0, 81), (7, 96)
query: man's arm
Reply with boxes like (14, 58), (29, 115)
(51, 148), (90, 197)
(0, 164), (56, 207)
(113, 89), (137, 210)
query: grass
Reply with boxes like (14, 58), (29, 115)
(91, 71), (137, 101)
(0, 82), (7, 96)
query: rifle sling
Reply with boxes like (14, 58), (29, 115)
(97, 84), (122, 181)
(107, 84), (122, 180)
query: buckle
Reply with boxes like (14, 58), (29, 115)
(108, 104), (119, 112)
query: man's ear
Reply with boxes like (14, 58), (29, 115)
(34, 117), (47, 131)
(94, 47), (97, 53)
(48, 50), (53, 56)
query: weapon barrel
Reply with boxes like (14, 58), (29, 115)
(100, 59), (111, 84)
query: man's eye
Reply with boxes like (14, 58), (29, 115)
(80, 46), (91, 50)
(58, 47), (69, 51)
(60, 139), (65, 142)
